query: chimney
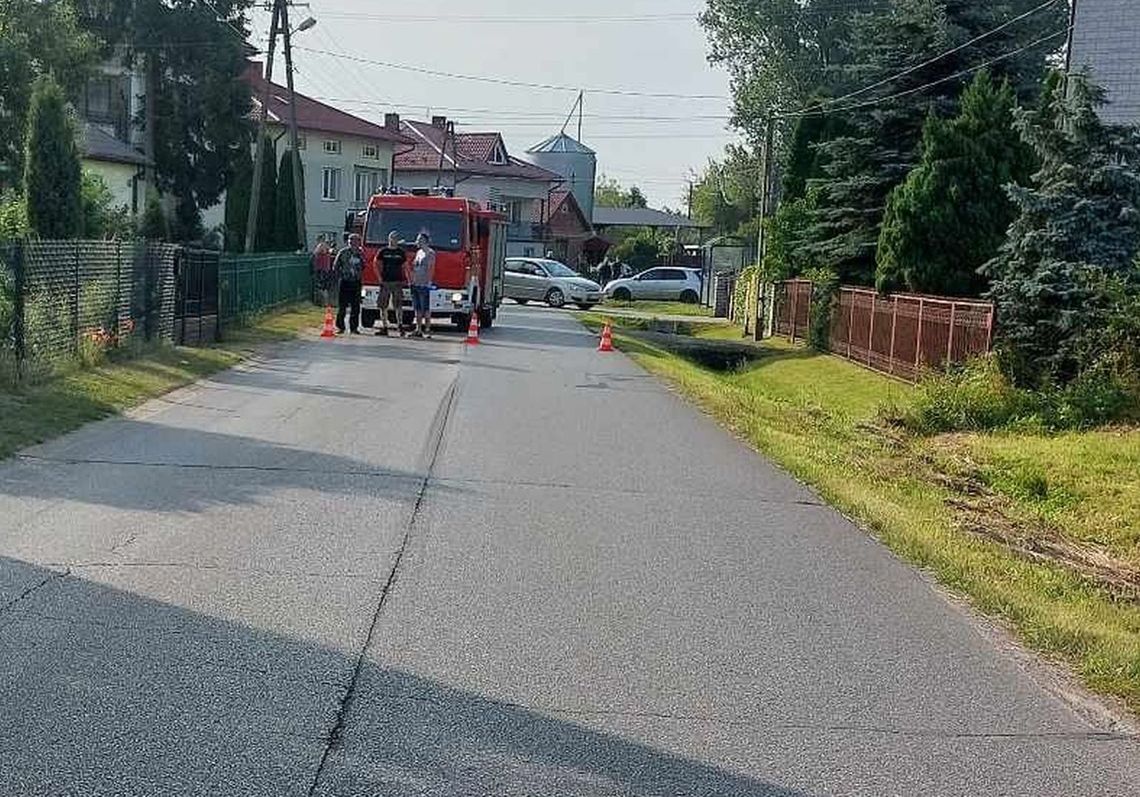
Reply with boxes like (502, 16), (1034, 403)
(431, 115), (447, 130)
(385, 113), (400, 132)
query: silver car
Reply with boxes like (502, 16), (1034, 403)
(603, 267), (703, 304)
(504, 258), (602, 310)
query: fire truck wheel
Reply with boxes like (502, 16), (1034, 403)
(452, 314), (471, 329)
(361, 310), (378, 329)
(545, 288), (566, 308)
(479, 307), (494, 329)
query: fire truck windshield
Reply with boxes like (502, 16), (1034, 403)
(366, 209), (463, 251)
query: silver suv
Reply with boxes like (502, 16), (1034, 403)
(504, 258), (602, 310)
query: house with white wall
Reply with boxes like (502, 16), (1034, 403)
(76, 58), (150, 215)
(243, 62), (412, 248)
(391, 116), (562, 256)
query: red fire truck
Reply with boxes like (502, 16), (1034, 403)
(347, 191), (508, 330)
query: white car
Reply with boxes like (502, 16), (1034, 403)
(504, 258), (603, 310)
(604, 267), (703, 304)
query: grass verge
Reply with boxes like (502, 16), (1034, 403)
(599, 299), (713, 317)
(0, 304), (323, 461)
(595, 323), (1140, 714)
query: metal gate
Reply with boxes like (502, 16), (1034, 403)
(174, 248), (220, 345)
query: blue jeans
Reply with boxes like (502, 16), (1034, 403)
(411, 285), (431, 314)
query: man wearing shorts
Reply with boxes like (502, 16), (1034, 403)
(375, 231), (408, 337)
(410, 233), (436, 339)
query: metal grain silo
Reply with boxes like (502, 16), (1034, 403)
(524, 132), (597, 223)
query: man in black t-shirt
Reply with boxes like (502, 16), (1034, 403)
(334, 233), (366, 334)
(375, 231), (408, 337)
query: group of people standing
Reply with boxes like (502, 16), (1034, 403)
(596, 259), (627, 287)
(312, 232), (437, 339)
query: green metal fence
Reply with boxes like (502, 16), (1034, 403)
(219, 253), (311, 322)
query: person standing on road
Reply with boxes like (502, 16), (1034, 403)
(334, 233), (366, 335)
(410, 233), (436, 339)
(312, 234), (335, 306)
(598, 259), (613, 286)
(375, 231), (408, 338)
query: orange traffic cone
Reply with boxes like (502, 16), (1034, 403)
(465, 312), (480, 345)
(598, 322), (615, 352)
(320, 306), (336, 339)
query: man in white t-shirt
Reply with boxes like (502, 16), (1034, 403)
(410, 233), (436, 339)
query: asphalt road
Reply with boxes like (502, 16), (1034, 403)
(1, 304), (1138, 796)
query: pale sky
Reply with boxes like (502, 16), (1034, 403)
(249, 0), (738, 209)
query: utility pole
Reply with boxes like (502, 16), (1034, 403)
(280, 1), (307, 250)
(244, 2), (281, 253)
(577, 91), (583, 142)
(752, 113), (775, 342)
(244, 0), (312, 252)
(1065, 0), (1079, 72)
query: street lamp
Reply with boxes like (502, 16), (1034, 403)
(294, 16), (317, 34)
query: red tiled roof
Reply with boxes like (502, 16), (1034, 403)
(395, 120), (561, 181)
(456, 132), (499, 161)
(244, 63), (409, 144)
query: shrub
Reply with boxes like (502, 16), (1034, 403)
(900, 355), (1139, 434)
(733, 264), (758, 327)
(901, 356), (1030, 433)
(0, 192), (28, 240)
(802, 266), (838, 351)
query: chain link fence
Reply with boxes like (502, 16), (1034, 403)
(1, 240), (179, 382)
(219, 253), (312, 322)
(1, 242), (313, 384)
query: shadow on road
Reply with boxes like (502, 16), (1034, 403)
(0, 422), (456, 513)
(287, 336), (533, 374)
(0, 555), (810, 796)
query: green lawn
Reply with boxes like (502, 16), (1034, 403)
(0, 305), (323, 461)
(599, 299), (714, 318)
(602, 325), (1140, 714)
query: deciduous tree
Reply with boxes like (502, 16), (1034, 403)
(0, 0), (98, 188)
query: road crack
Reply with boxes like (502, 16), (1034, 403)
(0, 567), (69, 618)
(305, 375), (460, 795)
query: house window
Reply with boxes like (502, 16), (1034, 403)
(362, 143), (380, 160)
(505, 200), (523, 224)
(82, 75), (128, 136)
(295, 134), (307, 151)
(489, 140), (508, 165)
(354, 168), (388, 202)
(323, 140), (341, 154)
(322, 167), (342, 201)
(85, 79), (112, 119)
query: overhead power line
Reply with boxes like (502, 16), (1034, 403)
(784, 27), (1070, 119)
(314, 12), (695, 24)
(316, 97), (732, 121)
(291, 45), (730, 100)
(197, 0), (249, 42)
(790, 0), (1063, 117)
